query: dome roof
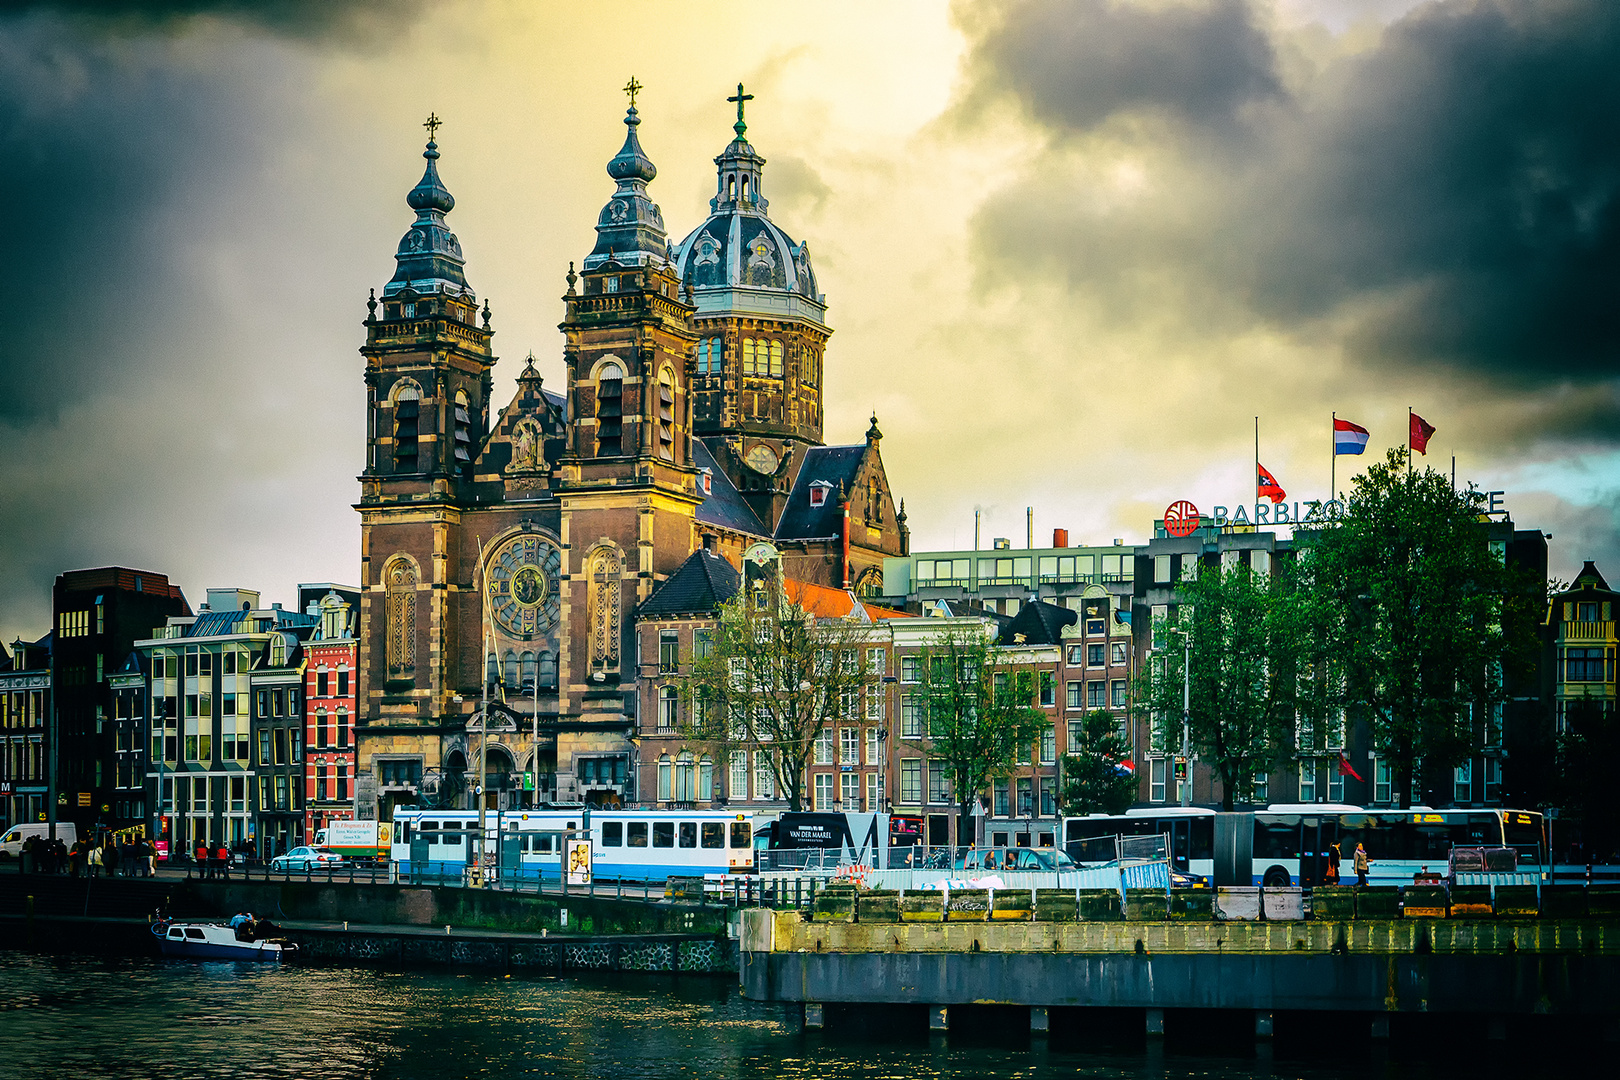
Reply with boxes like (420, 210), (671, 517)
(669, 134), (822, 306)
(385, 138), (471, 299)
(583, 105), (669, 270)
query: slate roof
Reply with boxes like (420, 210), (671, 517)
(996, 599), (1077, 647)
(638, 549), (741, 618)
(693, 439), (768, 537)
(774, 444), (866, 541)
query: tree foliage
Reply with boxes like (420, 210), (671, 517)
(1299, 448), (1531, 808)
(676, 590), (878, 812)
(1061, 709), (1137, 816)
(907, 622), (1049, 838)
(1137, 562), (1298, 810)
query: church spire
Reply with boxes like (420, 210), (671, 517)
(385, 116), (471, 299)
(583, 81), (669, 270)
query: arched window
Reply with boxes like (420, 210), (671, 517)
(726, 175), (736, 201)
(740, 175), (750, 202)
(741, 338), (757, 376)
(596, 362), (624, 456)
(658, 685), (678, 731)
(502, 650), (519, 691)
(768, 340), (783, 378)
(453, 390), (472, 475)
(384, 558), (417, 673)
(699, 337), (722, 375)
(486, 650), (501, 690)
(315, 707), (328, 749)
(674, 752), (695, 803)
(657, 755), (672, 801)
(538, 651), (557, 689)
(656, 368), (675, 461)
(699, 756), (713, 802)
(520, 651), (536, 691)
(393, 385), (420, 473)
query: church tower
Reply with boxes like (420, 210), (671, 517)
(355, 121), (497, 818)
(552, 92), (702, 726)
(669, 86), (831, 529)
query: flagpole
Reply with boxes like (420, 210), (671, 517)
(1330, 411), (1336, 512)
(1254, 415), (1260, 518)
(1407, 406), (1412, 474)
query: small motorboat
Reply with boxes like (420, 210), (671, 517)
(153, 920), (297, 962)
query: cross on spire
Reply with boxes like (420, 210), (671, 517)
(622, 76), (642, 110)
(423, 112), (442, 142)
(727, 82), (754, 137)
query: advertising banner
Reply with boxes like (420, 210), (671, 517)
(565, 838), (592, 887)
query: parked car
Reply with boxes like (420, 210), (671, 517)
(270, 846), (347, 872)
(952, 846), (1077, 874)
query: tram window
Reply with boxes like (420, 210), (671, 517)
(653, 822), (675, 848)
(602, 822), (623, 847)
(424, 823), (440, 845)
(1189, 817), (1214, 860)
(679, 822), (698, 848)
(534, 835), (553, 853)
(701, 823), (725, 849)
(627, 822), (648, 847)
(730, 822), (752, 848)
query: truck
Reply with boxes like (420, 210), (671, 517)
(314, 820), (392, 865)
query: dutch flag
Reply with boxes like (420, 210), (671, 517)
(1333, 417), (1370, 456)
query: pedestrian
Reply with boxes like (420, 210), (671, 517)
(215, 842), (231, 881)
(88, 841), (103, 878)
(103, 838), (119, 879)
(194, 841), (209, 880)
(1326, 841), (1342, 886)
(68, 840), (83, 879)
(1353, 843), (1370, 887)
(145, 836), (157, 878)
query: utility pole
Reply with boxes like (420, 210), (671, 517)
(1180, 631), (1192, 808)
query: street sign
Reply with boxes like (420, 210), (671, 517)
(77, 792), (91, 807)
(523, 771), (535, 791)
(1174, 758), (1188, 781)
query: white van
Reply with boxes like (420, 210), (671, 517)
(0, 821), (79, 858)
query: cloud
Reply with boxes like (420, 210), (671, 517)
(961, 0), (1620, 399)
(2, 1), (419, 40)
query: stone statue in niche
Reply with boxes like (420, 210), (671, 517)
(509, 418), (544, 473)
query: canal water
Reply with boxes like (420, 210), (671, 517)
(0, 953), (1590, 1079)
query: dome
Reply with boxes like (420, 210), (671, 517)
(669, 134), (822, 305)
(385, 137), (471, 299)
(582, 105), (669, 270)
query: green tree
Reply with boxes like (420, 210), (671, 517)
(908, 622), (1048, 842)
(1136, 562), (1298, 810)
(677, 590), (878, 811)
(1299, 448), (1533, 808)
(1556, 700), (1620, 862)
(1060, 709), (1137, 816)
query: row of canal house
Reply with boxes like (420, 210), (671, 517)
(632, 505), (1578, 851)
(121, 584), (360, 859)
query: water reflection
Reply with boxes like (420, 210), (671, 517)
(0, 954), (1582, 1080)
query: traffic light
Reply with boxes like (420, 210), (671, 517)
(1174, 758), (1188, 781)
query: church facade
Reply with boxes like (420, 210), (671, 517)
(353, 93), (908, 819)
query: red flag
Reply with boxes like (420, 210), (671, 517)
(1256, 463), (1286, 504)
(1337, 751), (1363, 782)
(1410, 412), (1436, 455)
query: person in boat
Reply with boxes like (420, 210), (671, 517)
(230, 911), (254, 941)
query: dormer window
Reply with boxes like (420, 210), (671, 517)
(809, 481), (831, 508)
(700, 469), (713, 496)
(605, 276), (619, 293)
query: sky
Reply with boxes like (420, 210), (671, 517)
(2, 0), (1617, 648)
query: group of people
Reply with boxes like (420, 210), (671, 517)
(16, 834), (68, 873)
(18, 834), (158, 877)
(193, 841), (239, 880)
(227, 910), (281, 942)
(1323, 841), (1372, 886)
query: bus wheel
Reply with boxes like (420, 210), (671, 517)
(1262, 867), (1291, 888)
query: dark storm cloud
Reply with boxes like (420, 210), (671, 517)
(1, 1), (415, 40)
(966, 0), (1280, 132)
(964, 0), (1620, 386)
(0, 24), (258, 421)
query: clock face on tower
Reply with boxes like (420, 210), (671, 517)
(485, 533), (562, 639)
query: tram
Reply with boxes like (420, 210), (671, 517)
(389, 807), (766, 883)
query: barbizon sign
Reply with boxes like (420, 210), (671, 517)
(1173, 491), (1506, 529)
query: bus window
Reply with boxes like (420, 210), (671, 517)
(602, 822), (623, 847)
(1256, 817), (1300, 860)
(679, 822), (698, 849)
(627, 822), (648, 847)
(701, 823), (724, 849)
(730, 822), (752, 848)
(653, 822), (675, 848)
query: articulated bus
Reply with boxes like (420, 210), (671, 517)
(1062, 806), (1545, 887)
(390, 807), (767, 883)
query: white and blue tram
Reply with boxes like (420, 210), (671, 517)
(389, 807), (765, 883)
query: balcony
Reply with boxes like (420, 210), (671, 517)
(1562, 621), (1613, 643)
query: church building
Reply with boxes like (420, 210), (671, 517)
(353, 89), (908, 819)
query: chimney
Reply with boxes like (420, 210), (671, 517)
(1027, 507), (1034, 549)
(701, 532), (717, 554)
(1053, 528), (1069, 549)
(974, 508), (981, 551)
